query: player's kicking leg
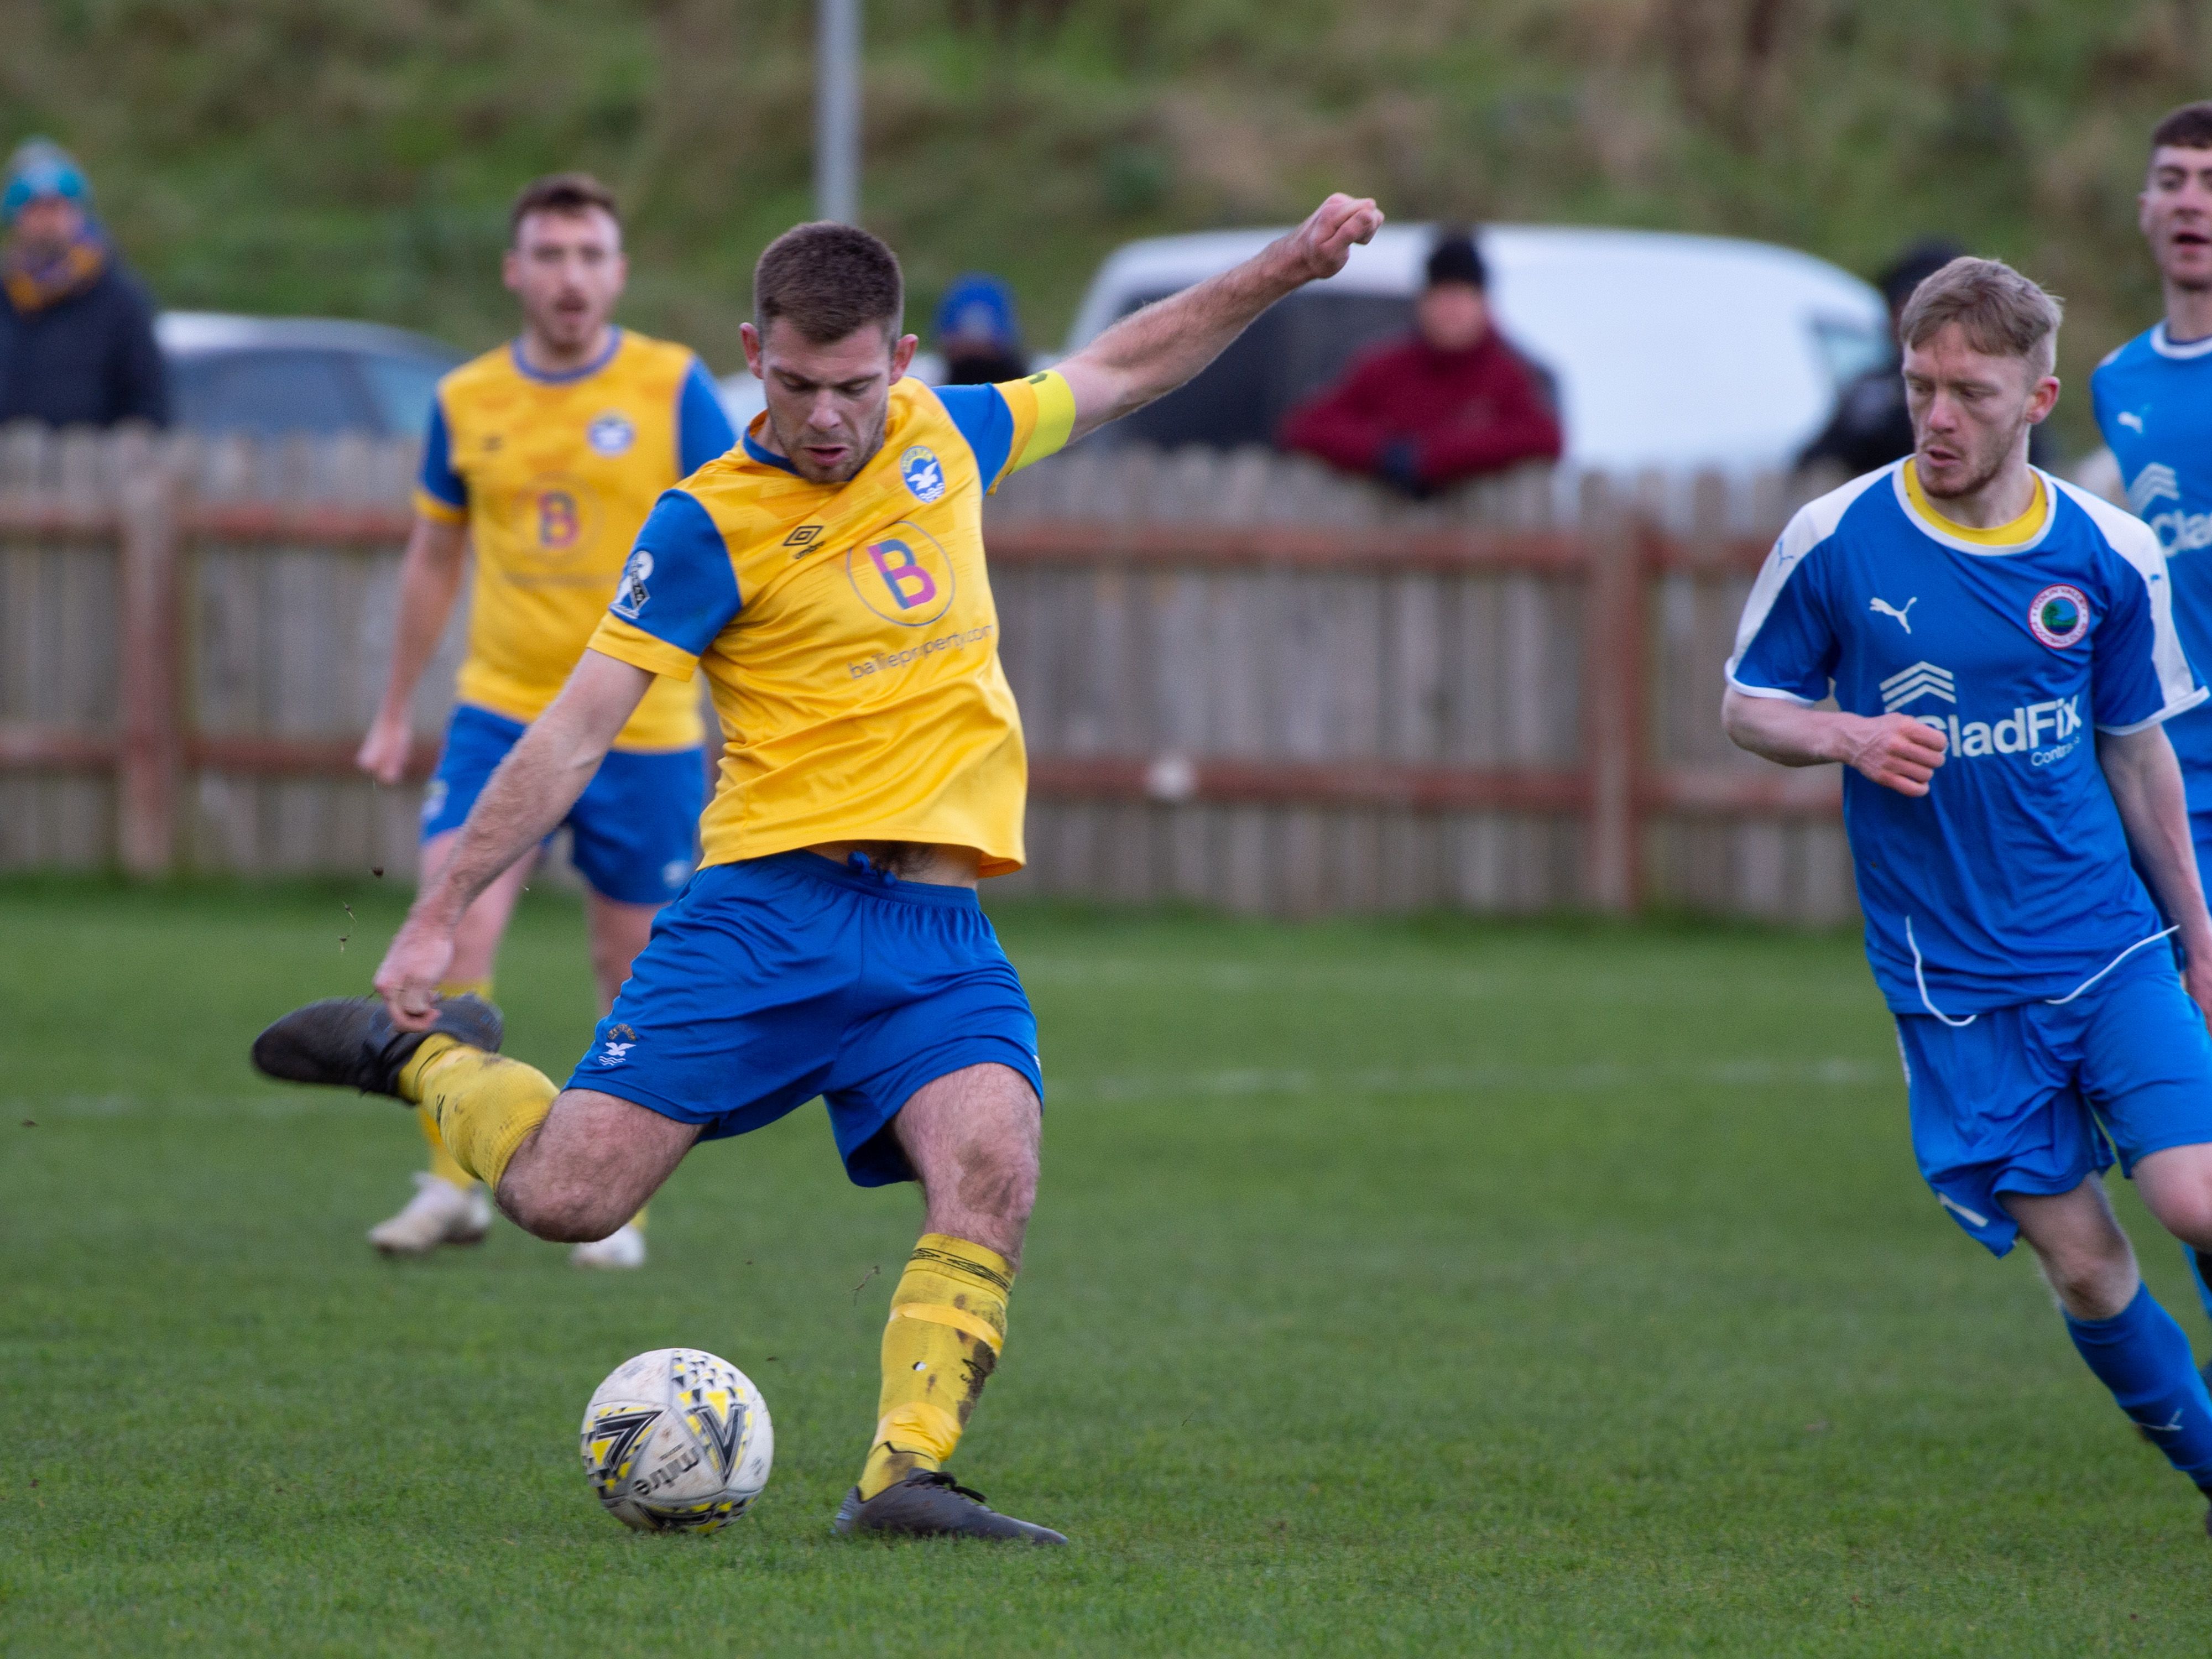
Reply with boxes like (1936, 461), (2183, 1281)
(252, 998), (1064, 1542)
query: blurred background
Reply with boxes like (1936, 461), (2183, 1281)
(3, 0), (2205, 915)
(3, 0), (2199, 454)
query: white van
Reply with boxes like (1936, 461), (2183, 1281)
(1060, 223), (1889, 473)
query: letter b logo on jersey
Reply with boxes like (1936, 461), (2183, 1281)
(847, 521), (956, 626)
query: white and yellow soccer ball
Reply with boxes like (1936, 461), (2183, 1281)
(578, 1348), (773, 1534)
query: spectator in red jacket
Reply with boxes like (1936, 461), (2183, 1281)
(1281, 231), (1559, 495)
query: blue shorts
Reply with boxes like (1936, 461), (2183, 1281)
(422, 704), (703, 905)
(565, 851), (1043, 1187)
(1896, 952), (2212, 1256)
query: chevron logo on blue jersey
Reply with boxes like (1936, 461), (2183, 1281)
(1880, 661), (1957, 712)
(2130, 463), (2182, 515)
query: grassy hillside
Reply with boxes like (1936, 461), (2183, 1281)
(5, 0), (2209, 448)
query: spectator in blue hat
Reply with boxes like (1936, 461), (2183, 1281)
(0, 138), (168, 427)
(933, 273), (1029, 387)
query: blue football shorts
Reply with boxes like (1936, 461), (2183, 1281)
(421, 703), (703, 906)
(1895, 951), (2212, 1256)
(564, 849), (1044, 1188)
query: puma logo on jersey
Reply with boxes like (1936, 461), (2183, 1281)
(1869, 596), (1918, 632)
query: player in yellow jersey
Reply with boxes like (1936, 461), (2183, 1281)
(256, 191), (1384, 1538)
(351, 174), (735, 1266)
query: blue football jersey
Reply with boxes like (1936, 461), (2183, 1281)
(2092, 325), (2212, 807)
(1728, 462), (2204, 1016)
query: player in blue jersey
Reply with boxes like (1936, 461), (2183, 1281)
(1726, 257), (2212, 1535)
(2095, 101), (2212, 1332)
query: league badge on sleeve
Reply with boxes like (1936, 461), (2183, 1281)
(612, 549), (654, 619)
(899, 446), (947, 503)
(2028, 584), (2089, 650)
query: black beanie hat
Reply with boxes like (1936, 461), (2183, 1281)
(1878, 239), (1968, 314)
(1425, 231), (1487, 290)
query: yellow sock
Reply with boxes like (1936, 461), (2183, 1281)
(416, 978), (496, 1189)
(857, 1234), (1013, 1501)
(628, 1204), (648, 1231)
(397, 1036), (555, 1192)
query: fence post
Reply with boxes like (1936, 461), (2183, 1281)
(116, 450), (180, 877)
(1580, 474), (1643, 912)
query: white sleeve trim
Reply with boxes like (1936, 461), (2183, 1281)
(2053, 474), (2205, 718)
(1723, 467), (1888, 705)
(1723, 674), (1820, 706)
(2096, 684), (2210, 737)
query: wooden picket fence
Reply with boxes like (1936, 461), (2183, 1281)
(0, 423), (1854, 921)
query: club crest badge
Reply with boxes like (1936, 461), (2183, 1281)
(899, 446), (946, 503)
(588, 412), (637, 456)
(2028, 583), (2089, 649)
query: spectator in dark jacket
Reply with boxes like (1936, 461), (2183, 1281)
(1280, 231), (1560, 495)
(0, 139), (168, 427)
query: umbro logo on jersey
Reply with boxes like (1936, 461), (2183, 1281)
(1869, 596), (1917, 633)
(2129, 462), (2180, 515)
(1879, 661), (1955, 711)
(784, 523), (825, 555)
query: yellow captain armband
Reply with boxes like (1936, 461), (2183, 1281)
(1007, 369), (1076, 475)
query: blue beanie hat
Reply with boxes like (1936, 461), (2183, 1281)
(3, 139), (92, 228)
(933, 273), (1018, 348)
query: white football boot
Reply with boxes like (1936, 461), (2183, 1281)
(571, 1222), (648, 1270)
(368, 1173), (493, 1256)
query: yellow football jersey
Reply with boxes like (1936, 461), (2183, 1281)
(414, 328), (737, 751)
(585, 372), (1077, 874)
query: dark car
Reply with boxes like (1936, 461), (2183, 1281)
(157, 312), (462, 439)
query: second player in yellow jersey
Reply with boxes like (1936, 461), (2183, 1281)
(354, 172), (735, 1267)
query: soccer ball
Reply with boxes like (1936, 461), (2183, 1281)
(578, 1348), (774, 1533)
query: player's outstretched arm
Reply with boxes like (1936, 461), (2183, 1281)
(374, 649), (653, 1029)
(2100, 724), (2212, 1014)
(358, 514), (470, 785)
(1053, 192), (1385, 445)
(1721, 688), (1948, 797)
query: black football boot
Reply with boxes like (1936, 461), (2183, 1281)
(833, 1471), (1067, 1544)
(251, 995), (503, 1099)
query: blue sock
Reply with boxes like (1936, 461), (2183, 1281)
(2184, 1243), (2212, 1328)
(2065, 1283), (2212, 1491)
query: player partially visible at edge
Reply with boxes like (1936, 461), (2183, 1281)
(257, 192), (1386, 1541)
(2094, 100), (2212, 1348)
(1726, 258), (2212, 1535)
(352, 173), (736, 1268)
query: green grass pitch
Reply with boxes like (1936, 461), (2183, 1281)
(4, 877), (2211, 1656)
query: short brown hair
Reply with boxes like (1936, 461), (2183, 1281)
(509, 173), (619, 243)
(2153, 102), (2212, 155)
(753, 222), (904, 344)
(1897, 256), (2063, 377)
